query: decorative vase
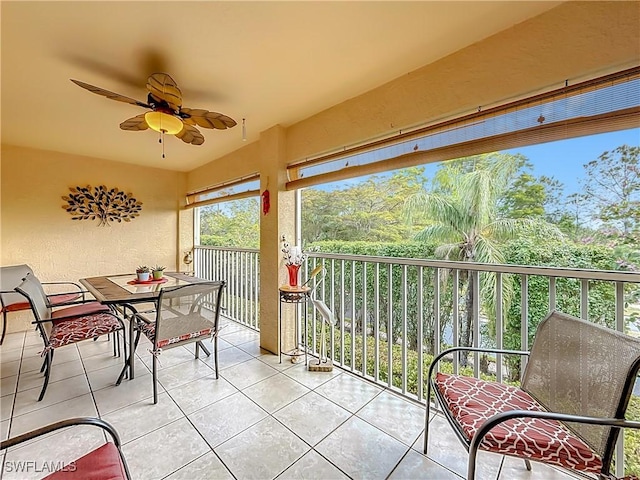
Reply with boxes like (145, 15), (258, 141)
(286, 264), (300, 287)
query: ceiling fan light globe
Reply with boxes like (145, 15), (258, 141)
(144, 111), (183, 135)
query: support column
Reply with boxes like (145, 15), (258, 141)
(259, 126), (295, 354)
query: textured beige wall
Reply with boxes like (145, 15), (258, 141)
(1, 144), (186, 332)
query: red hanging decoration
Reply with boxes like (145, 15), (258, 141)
(261, 189), (270, 215)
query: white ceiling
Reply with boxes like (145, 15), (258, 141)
(1, 1), (561, 172)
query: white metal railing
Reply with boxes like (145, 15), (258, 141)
(194, 246), (260, 330)
(194, 246), (640, 476)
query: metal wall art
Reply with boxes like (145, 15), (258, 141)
(62, 185), (143, 226)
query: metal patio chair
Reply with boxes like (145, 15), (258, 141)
(1, 417), (131, 479)
(0, 264), (87, 344)
(130, 281), (225, 403)
(16, 275), (125, 401)
(424, 310), (640, 479)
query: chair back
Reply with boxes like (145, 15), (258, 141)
(153, 281), (225, 350)
(0, 264), (34, 309)
(522, 310), (640, 462)
(15, 274), (53, 338)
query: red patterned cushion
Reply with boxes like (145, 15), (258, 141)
(138, 321), (212, 349)
(435, 372), (602, 474)
(3, 301), (30, 312)
(52, 302), (109, 319)
(47, 313), (122, 351)
(43, 442), (127, 480)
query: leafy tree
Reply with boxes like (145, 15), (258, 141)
(404, 154), (563, 360)
(577, 144), (640, 243)
(199, 198), (259, 248)
(302, 168), (428, 243)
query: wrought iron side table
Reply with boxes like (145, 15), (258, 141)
(279, 285), (311, 365)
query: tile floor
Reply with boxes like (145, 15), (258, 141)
(0, 319), (580, 480)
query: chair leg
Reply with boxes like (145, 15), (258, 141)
(0, 310), (7, 345)
(524, 459), (532, 471)
(152, 354), (158, 405)
(116, 328), (141, 385)
(195, 341), (200, 359)
(40, 350), (54, 373)
(38, 351), (53, 401)
(214, 336), (219, 379)
(196, 340), (211, 357)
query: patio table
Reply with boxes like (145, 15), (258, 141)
(80, 272), (207, 381)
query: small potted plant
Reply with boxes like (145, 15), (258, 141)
(151, 265), (166, 280)
(136, 265), (151, 282)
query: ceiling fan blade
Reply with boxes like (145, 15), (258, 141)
(147, 73), (182, 111)
(180, 108), (237, 130)
(175, 123), (205, 145)
(119, 114), (149, 131)
(70, 79), (150, 108)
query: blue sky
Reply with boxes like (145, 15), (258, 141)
(318, 128), (640, 195)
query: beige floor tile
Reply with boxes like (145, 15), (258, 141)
(23, 332), (43, 347)
(1, 375), (18, 397)
(356, 390), (425, 446)
(315, 416), (409, 479)
(278, 449), (350, 480)
(215, 416), (309, 480)
(220, 358), (278, 390)
(314, 372), (382, 413)
(283, 363), (342, 389)
(13, 374), (90, 417)
(0, 347), (24, 364)
(498, 456), (580, 479)
(102, 391), (184, 444)
(9, 393), (97, 437)
(273, 391), (351, 446)
(188, 392), (266, 448)
(1, 419), (9, 440)
(210, 346), (253, 370)
(389, 449), (463, 479)
(243, 373), (310, 413)
(421, 414), (502, 480)
(122, 418), (210, 480)
(20, 347), (81, 374)
(82, 349), (143, 374)
(164, 452), (233, 480)
(166, 375), (237, 415)
(93, 373), (163, 415)
(257, 353), (297, 371)
(86, 361), (146, 392)
(1, 395), (14, 421)
(156, 358), (215, 391)
(139, 345), (199, 370)
(219, 329), (259, 346)
(1, 332), (25, 351)
(1, 361), (20, 379)
(16, 360), (85, 393)
(76, 335), (120, 359)
(236, 339), (269, 357)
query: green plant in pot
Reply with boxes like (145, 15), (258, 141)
(136, 265), (151, 282)
(151, 265), (166, 280)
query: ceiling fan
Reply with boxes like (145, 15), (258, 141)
(70, 73), (236, 150)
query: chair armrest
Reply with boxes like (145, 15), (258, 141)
(48, 310), (122, 324)
(467, 410), (640, 480)
(428, 347), (530, 382)
(1, 417), (123, 450)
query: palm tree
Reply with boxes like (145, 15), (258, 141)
(404, 154), (562, 363)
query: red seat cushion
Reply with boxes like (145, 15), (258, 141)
(435, 372), (602, 474)
(42, 442), (127, 480)
(52, 302), (109, 319)
(2, 301), (31, 313)
(47, 313), (122, 350)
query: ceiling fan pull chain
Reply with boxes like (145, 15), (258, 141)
(161, 131), (166, 158)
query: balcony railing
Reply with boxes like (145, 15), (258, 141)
(195, 246), (640, 476)
(194, 246), (260, 330)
